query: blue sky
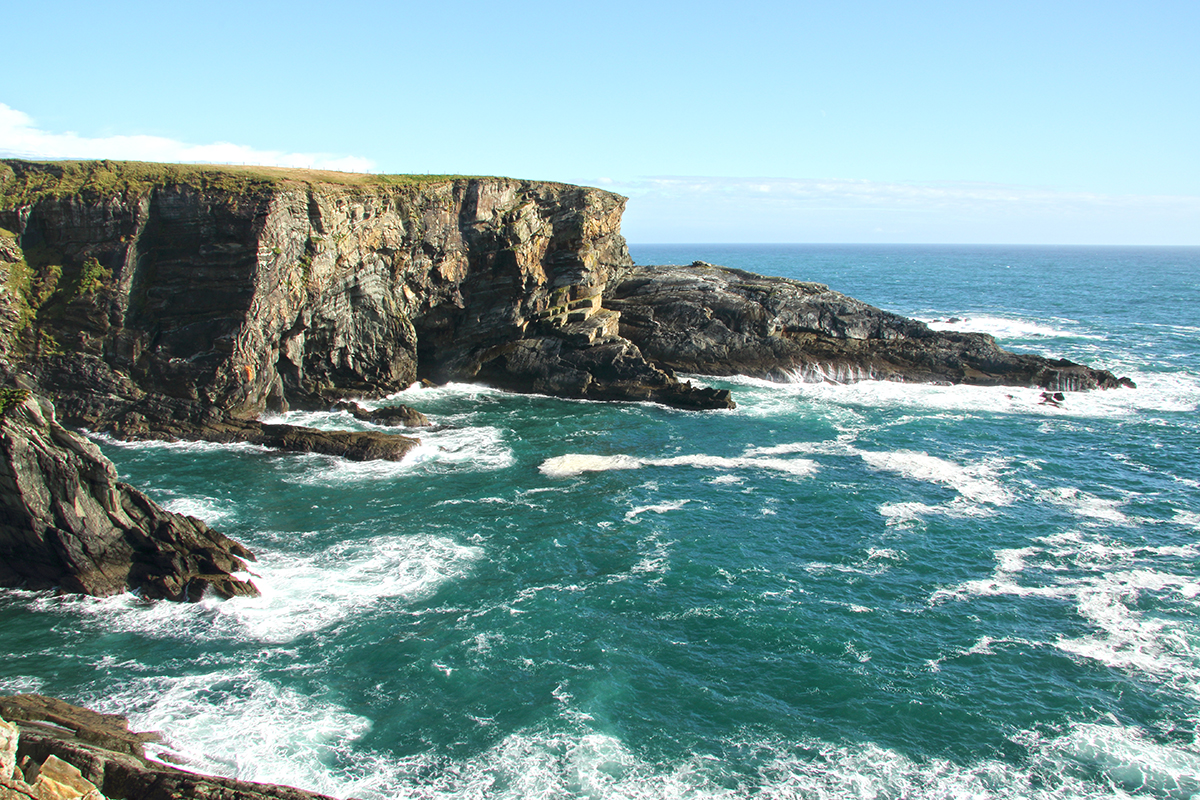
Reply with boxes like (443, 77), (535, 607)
(2, 0), (1197, 244)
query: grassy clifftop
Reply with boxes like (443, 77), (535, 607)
(0, 159), (483, 207)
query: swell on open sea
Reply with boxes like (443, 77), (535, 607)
(3, 244), (1198, 799)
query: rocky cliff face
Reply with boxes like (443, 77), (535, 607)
(607, 263), (1135, 390)
(1, 159), (730, 435)
(0, 217), (257, 601)
(0, 388), (259, 601)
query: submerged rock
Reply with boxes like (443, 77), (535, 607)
(607, 263), (1135, 391)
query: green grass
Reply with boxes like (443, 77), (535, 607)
(0, 159), (490, 207)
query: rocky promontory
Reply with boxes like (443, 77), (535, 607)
(608, 262), (1134, 390)
(0, 158), (732, 440)
(0, 385), (259, 601)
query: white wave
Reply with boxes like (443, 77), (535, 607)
(932, 536), (1200, 691)
(878, 499), (999, 527)
(923, 314), (1100, 340)
(282, 425), (514, 484)
(859, 449), (1014, 506)
(28, 534), (481, 645)
(92, 669), (374, 797)
(0, 675), (45, 694)
(539, 454), (644, 478)
(336, 723), (1190, 800)
(85, 431), (272, 455)
(708, 474), (744, 485)
(403, 426), (515, 472)
(1055, 569), (1200, 681)
(159, 496), (234, 525)
(1039, 487), (1132, 526)
(726, 369), (1200, 421)
(1038, 722), (1200, 798)
(1173, 509), (1200, 530)
(626, 500), (690, 520)
(78, 675), (1200, 800)
(539, 452), (817, 479)
(996, 547), (1040, 575)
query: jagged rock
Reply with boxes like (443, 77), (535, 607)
(475, 334), (735, 408)
(0, 391), (258, 600)
(1, 698), (335, 800)
(330, 401), (430, 427)
(607, 263), (1135, 391)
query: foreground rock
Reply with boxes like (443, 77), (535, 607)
(0, 388), (259, 600)
(1, 695), (336, 800)
(607, 263), (1135, 391)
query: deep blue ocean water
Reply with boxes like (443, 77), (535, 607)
(2, 244), (1199, 799)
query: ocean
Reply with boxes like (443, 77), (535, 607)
(2, 244), (1198, 799)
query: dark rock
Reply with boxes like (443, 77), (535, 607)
(607, 263), (1134, 391)
(475, 334), (734, 409)
(0, 391), (259, 600)
(0, 160), (733, 426)
(330, 400), (431, 427)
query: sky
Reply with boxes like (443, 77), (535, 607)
(2, 0), (1197, 244)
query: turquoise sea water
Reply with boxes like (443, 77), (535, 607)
(2, 244), (1199, 799)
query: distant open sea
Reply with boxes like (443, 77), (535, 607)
(3, 244), (1199, 799)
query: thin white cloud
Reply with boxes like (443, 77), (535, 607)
(599, 176), (1200, 245)
(0, 104), (376, 173)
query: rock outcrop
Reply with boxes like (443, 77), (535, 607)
(0, 386), (258, 600)
(1, 696), (335, 800)
(607, 262), (1135, 391)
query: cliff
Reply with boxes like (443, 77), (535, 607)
(0, 159), (731, 439)
(1, 213), (257, 601)
(608, 262), (1135, 390)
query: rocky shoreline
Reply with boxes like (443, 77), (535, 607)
(608, 262), (1134, 391)
(0, 159), (1139, 797)
(0, 159), (1135, 605)
(1, 695), (337, 800)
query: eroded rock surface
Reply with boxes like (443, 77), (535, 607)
(1, 159), (727, 429)
(607, 263), (1134, 390)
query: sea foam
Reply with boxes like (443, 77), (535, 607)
(540, 452), (817, 479)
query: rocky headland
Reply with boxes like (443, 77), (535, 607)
(0, 159), (1137, 798)
(608, 262), (1135, 390)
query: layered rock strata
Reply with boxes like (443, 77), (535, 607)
(607, 263), (1135, 390)
(1, 695), (334, 800)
